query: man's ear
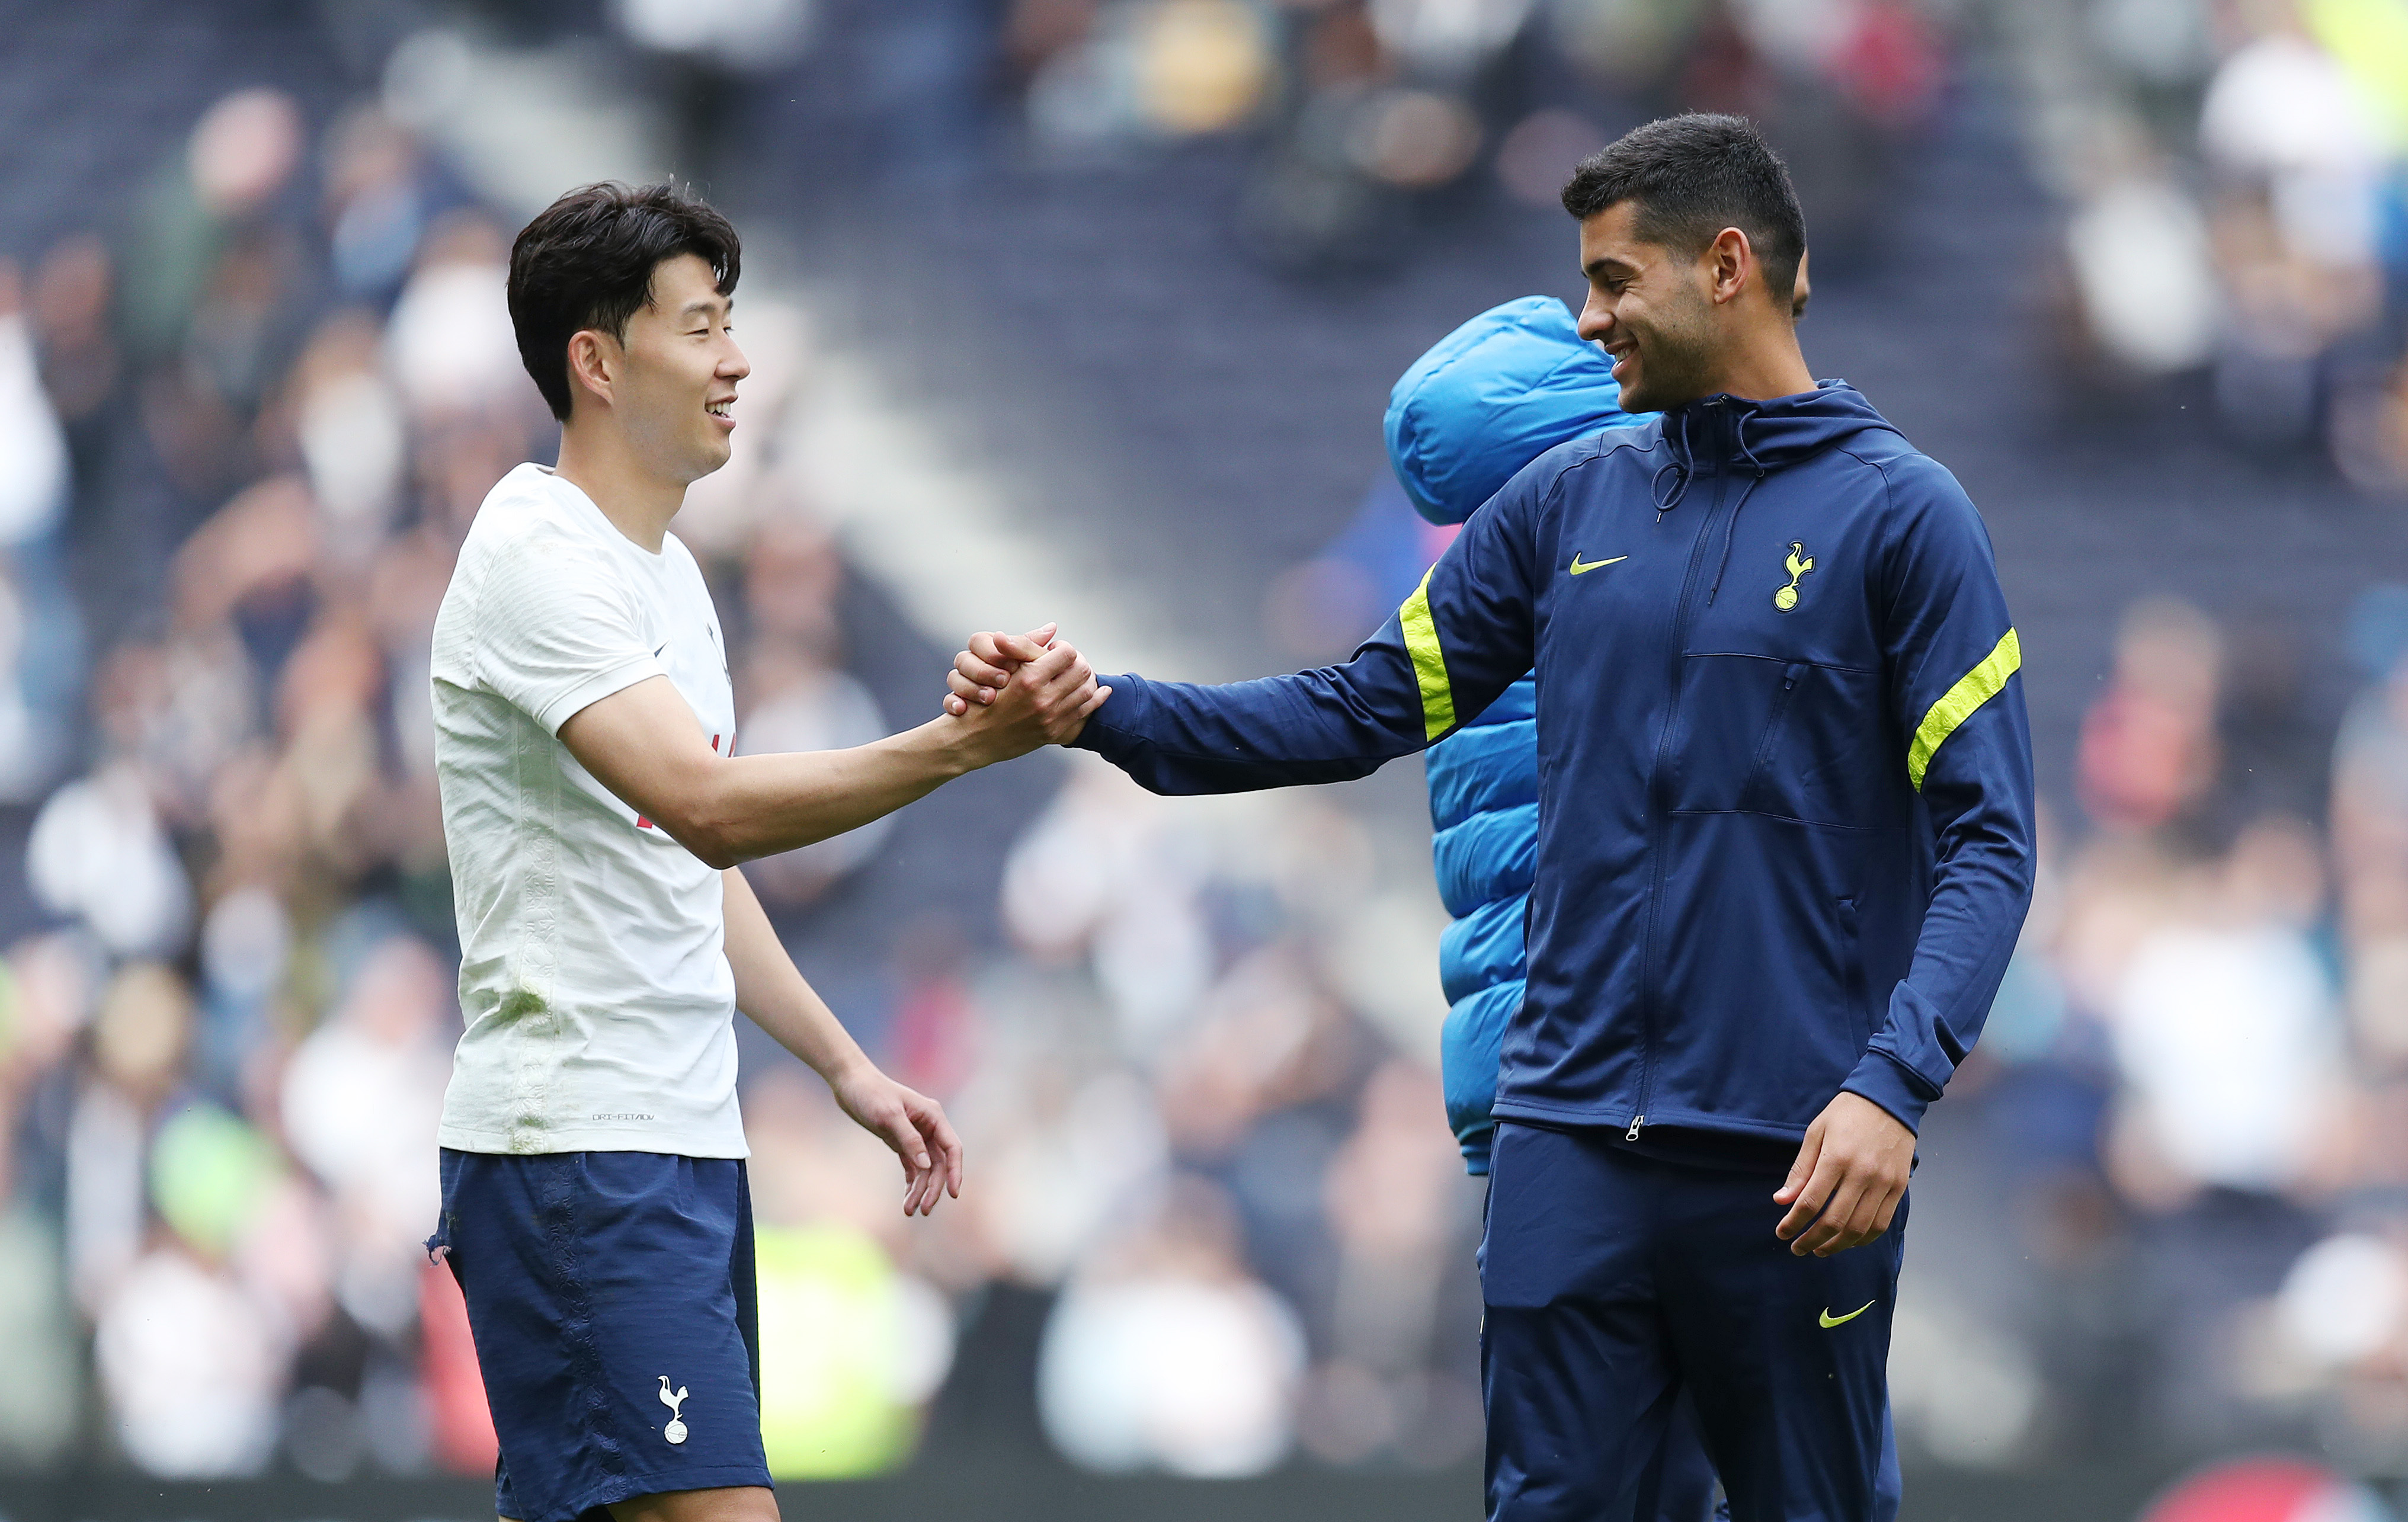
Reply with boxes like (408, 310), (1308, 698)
(565, 328), (618, 413)
(1704, 227), (1754, 307)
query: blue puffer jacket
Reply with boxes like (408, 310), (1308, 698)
(1385, 297), (1638, 1174)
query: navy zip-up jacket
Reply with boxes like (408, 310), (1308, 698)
(1076, 382), (2035, 1146)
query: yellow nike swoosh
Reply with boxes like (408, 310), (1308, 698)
(1568, 554), (1629, 575)
(1818, 1300), (1877, 1329)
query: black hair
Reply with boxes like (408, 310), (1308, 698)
(507, 182), (741, 421)
(1560, 114), (1805, 310)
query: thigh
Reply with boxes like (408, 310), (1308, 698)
(607, 1484), (779, 1521)
(1481, 1124), (1682, 1522)
(1659, 1175), (1904, 1522)
(437, 1151), (771, 1522)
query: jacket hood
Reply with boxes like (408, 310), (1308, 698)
(1385, 296), (1637, 527)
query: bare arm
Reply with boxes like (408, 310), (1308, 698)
(722, 864), (963, 1215)
(561, 630), (1105, 870)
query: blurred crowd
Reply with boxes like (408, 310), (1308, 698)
(985, 0), (1945, 267)
(1881, 585), (2408, 1473)
(771, 0), (2408, 484)
(2003, 0), (2408, 480)
(738, 0), (1947, 268)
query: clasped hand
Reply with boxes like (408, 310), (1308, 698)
(940, 621), (1110, 756)
(942, 624), (1108, 736)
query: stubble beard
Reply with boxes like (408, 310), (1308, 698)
(1621, 290), (1721, 414)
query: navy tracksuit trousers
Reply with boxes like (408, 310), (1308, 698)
(1481, 1123), (1904, 1522)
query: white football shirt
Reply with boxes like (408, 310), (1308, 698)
(430, 463), (745, 1157)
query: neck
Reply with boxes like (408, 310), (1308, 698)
(1694, 323), (1817, 406)
(553, 415), (683, 553)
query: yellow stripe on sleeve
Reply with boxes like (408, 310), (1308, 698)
(1400, 568), (1456, 742)
(1906, 627), (2020, 792)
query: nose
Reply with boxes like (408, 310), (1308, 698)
(1576, 296), (1613, 345)
(721, 339), (751, 382)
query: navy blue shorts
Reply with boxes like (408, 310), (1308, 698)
(1480, 1123), (1902, 1522)
(429, 1149), (771, 1522)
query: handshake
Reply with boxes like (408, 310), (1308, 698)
(936, 623), (1112, 764)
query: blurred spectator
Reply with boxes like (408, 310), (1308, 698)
(320, 108), (458, 307)
(2134, 1454), (2398, 1522)
(2077, 597), (2224, 837)
(2102, 818), (2342, 1206)
(278, 935), (451, 1339)
(383, 214), (519, 426)
(1302, 1058), (1480, 1467)
(1037, 1173), (1305, 1475)
(0, 264), (69, 548)
(28, 235), (119, 427)
(2202, 20), (2385, 444)
(28, 765), (191, 957)
(94, 1245), (284, 1475)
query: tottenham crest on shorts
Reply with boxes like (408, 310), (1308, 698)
(658, 1376), (691, 1444)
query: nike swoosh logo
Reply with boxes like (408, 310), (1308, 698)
(1819, 1300), (1877, 1329)
(1568, 554), (1629, 575)
(653, 642), (668, 657)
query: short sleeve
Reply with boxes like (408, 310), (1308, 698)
(472, 532), (664, 736)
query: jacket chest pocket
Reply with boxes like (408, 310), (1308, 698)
(1667, 655), (1895, 828)
(1738, 662), (1808, 813)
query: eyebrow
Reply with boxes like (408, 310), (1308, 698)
(678, 299), (731, 321)
(1582, 257), (1635, 280)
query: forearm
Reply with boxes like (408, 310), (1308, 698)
(565, 653), (1099, 871)
(690, 719), (977, 866)
(1845, 764), (2035, 1129)
(721, 866), (872, 1082)
(1075, 662), (1427, 796)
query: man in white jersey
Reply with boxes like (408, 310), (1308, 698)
(423, 182), (1105, 1522)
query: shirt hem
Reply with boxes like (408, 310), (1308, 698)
(437, 1123), (748, 1158)
(1491, 1097), (1810, 1144)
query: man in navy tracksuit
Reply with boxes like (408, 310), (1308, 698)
(1394, 296), (1730, 1522)
(953, 114), (2034, 1520)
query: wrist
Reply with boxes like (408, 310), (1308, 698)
(918, 716), (993, 778)
(819, 1047), (880, 1094)
(1839, 1052), (1930, 1136)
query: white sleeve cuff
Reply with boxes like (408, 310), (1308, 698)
(533, 655), (665, 736)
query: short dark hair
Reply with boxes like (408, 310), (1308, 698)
(1560, 114), (1804, 310)
(507, 182), (742, 421)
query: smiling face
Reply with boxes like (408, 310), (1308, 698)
(1573, 200), (1725, 415)
(579, 251), (748, 486)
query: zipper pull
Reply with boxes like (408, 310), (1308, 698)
(1625, 1116), (1645, 1142)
